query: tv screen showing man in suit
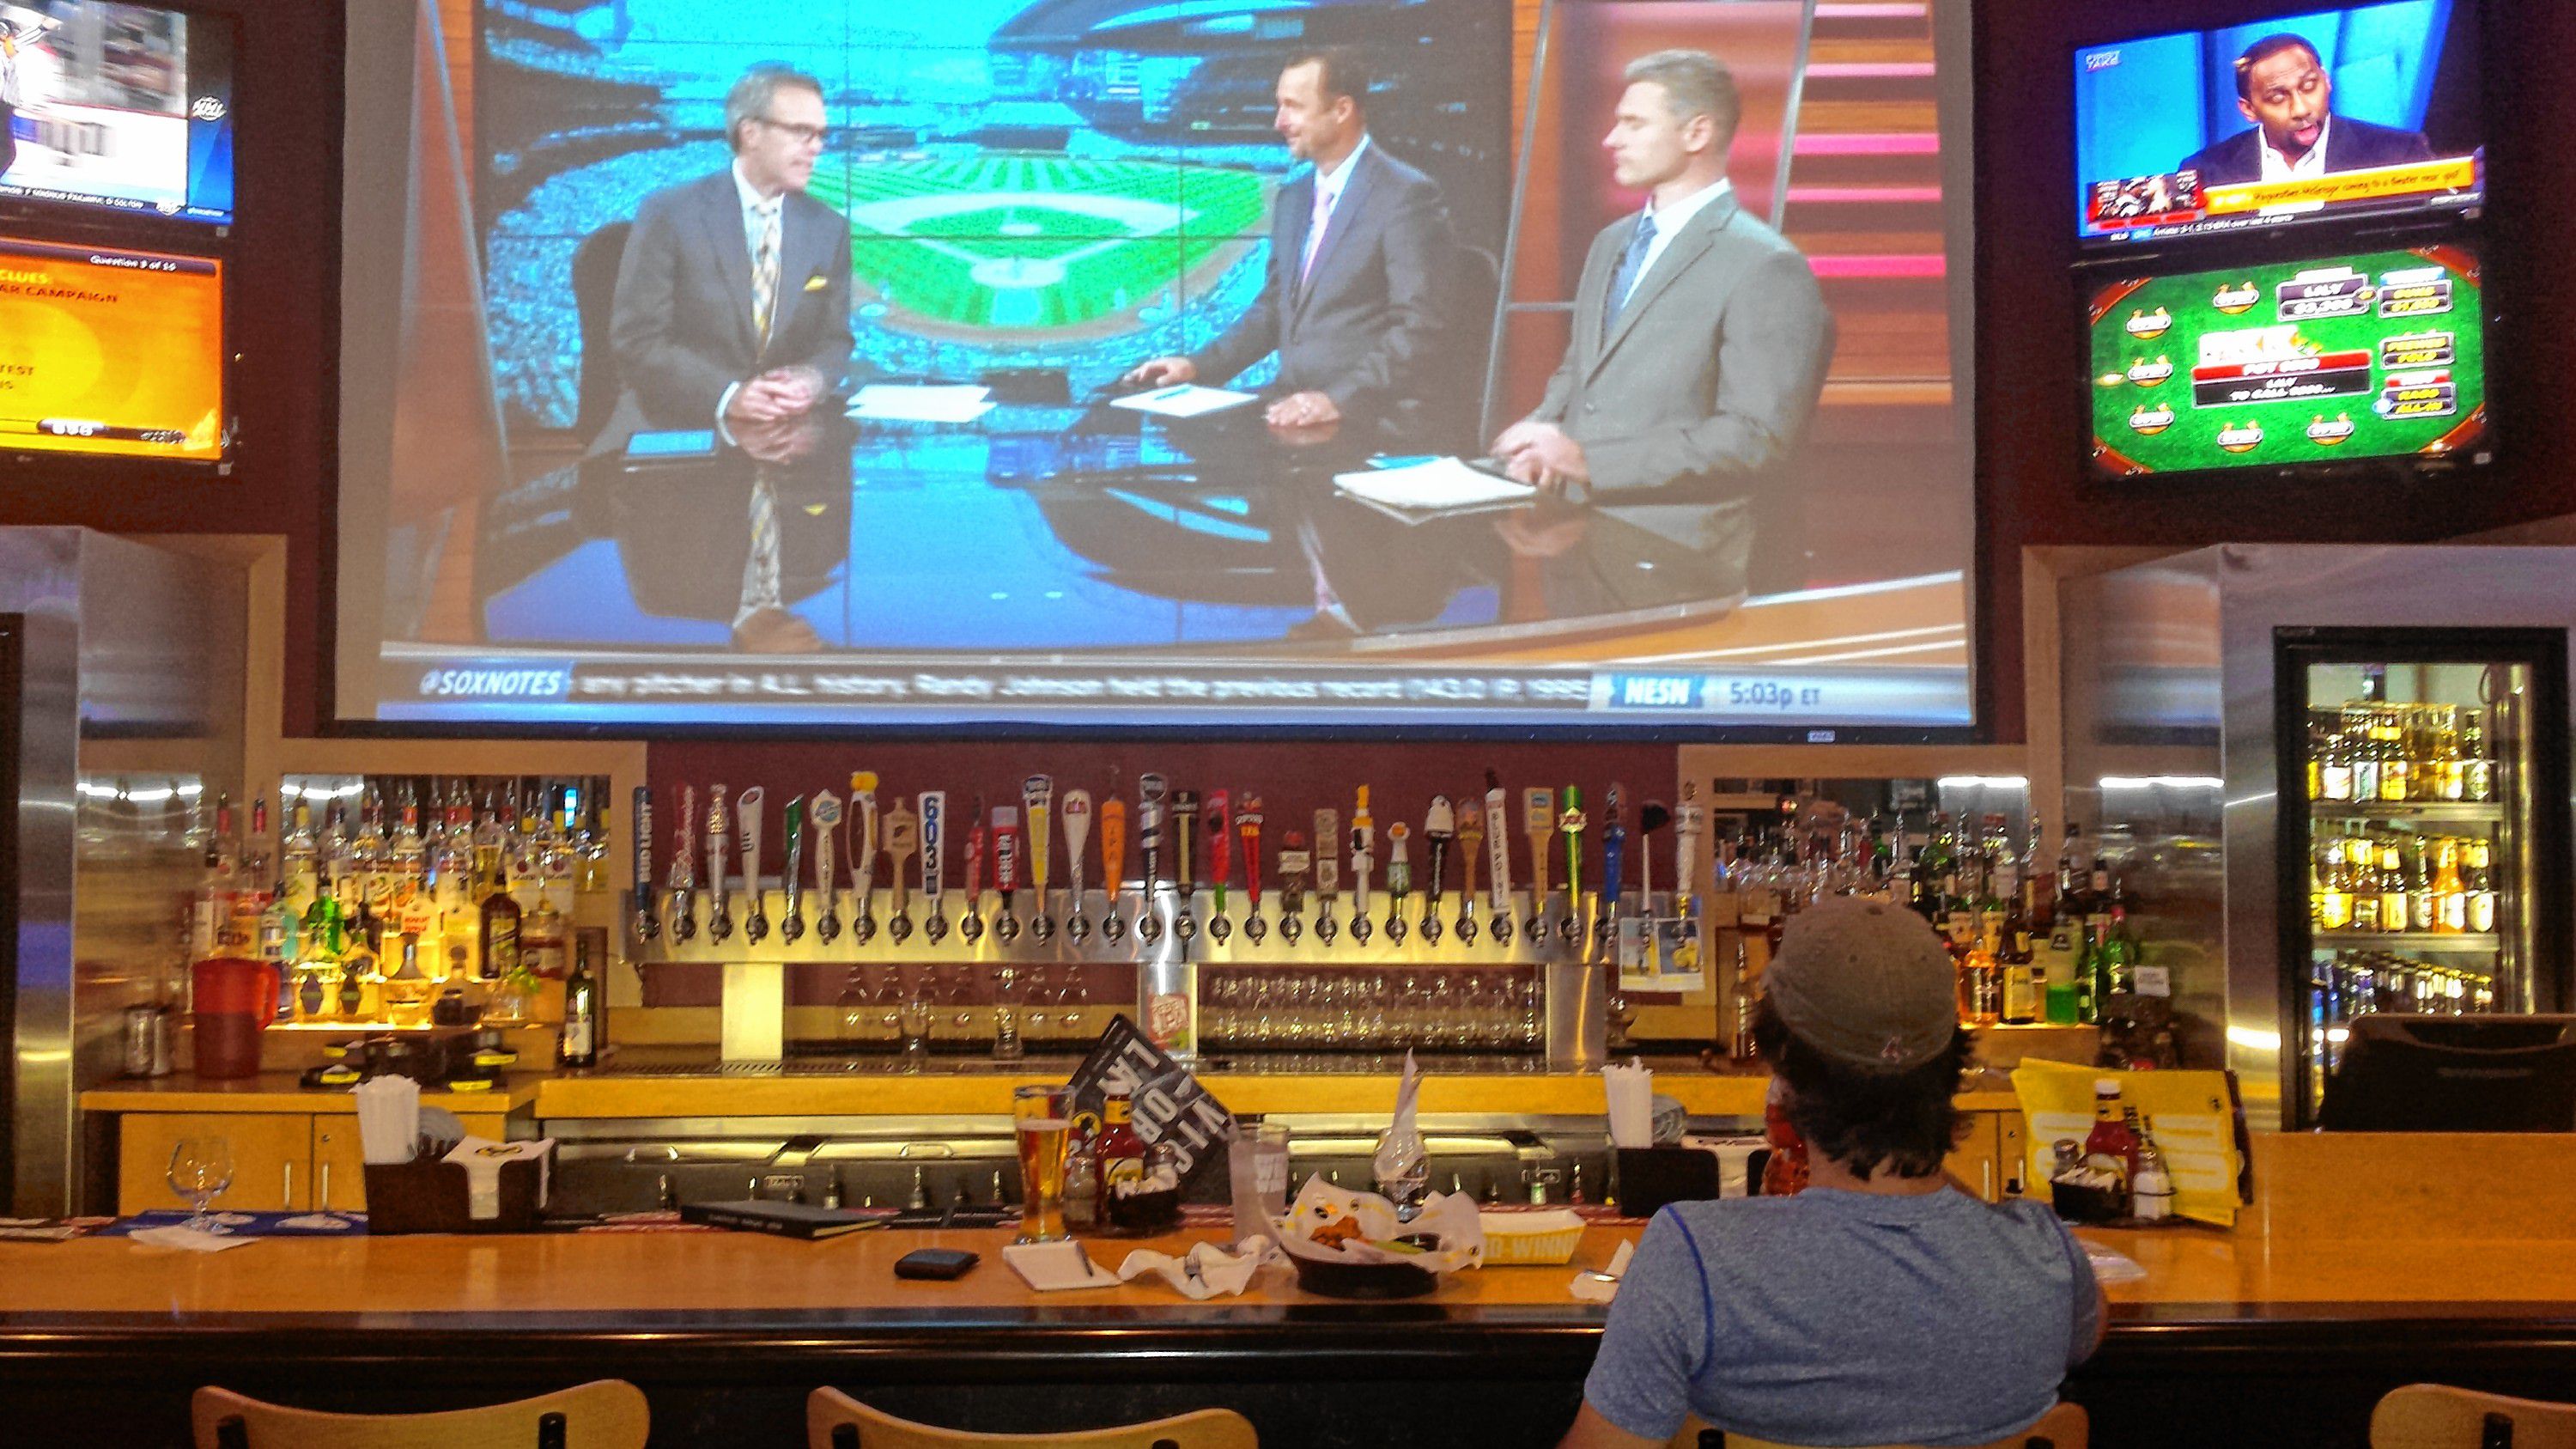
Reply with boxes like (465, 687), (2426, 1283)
(2074, 0), (2483, 248)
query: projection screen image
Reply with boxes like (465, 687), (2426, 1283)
(337, 0), (1974, 729)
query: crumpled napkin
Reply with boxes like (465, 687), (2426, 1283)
(1114, 1236), (1273, 1300)
(130, 1225), (254, 1253)
(1275, 1174), (1484, 1273)
(1570, 1239), (1636, 1302)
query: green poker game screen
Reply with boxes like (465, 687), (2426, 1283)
(2088, 243), (2488, 478)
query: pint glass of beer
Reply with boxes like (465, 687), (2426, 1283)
(1013, 1084), (1073, 1244)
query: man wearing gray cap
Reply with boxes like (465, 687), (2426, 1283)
(1558, 898), (2105, 1449)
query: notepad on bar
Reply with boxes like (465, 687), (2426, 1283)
(1109, 383), (1257, 418)
(847, 384), (996, 424)
(1332, 456), (1537, 524)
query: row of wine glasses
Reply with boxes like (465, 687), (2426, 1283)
(1200, 970), (1542, 1054)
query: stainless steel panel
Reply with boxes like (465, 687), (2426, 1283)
(2063, 545), (2576, 1129)
(2, 529), (81, 1216)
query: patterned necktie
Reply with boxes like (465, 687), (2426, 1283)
(1601, 211), (1658, 345)
(736, 475), (783, 628)
(1299, 175), (1336, 289)
(751, 201), (782, 348)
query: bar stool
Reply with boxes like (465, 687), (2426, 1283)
(807, 1387), (1256, 1449)
(2373, 1385), (2576, 1447)
(1676, 1402), (2087, 1449)
(191, 1380), (647, 1449)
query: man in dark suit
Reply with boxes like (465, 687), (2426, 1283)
(1492, 50), (1834, 578)
(1125, 46), (1448, 434)
(607, 64), (855, 439)
(2178, 33), (2433, 186)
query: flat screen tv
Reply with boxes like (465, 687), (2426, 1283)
(2085, 239), (2488, 479)
(2074, 0), (2482, 249)
(0, 233), (227, 462)
(337, 0), (1980, 732)
(0, 1), (235, 226)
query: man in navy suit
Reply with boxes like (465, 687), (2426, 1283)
(608, 64), (855, 438)
(1125, 46), (1449, 434)
(2178, 33), (2433, 186)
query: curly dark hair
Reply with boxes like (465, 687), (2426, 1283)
(1750, 995), (1974, 1180)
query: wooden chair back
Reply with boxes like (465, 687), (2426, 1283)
(191, 1380), (647, 1449)
(2372, 1384), (2576, 1448)
(1682, 1401), (2089, 1449)
(807, 1387), (1257, 1449)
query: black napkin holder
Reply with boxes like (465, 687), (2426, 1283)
(1615, 1146), (1721, 1219)
(362, 1147), (548, 1234)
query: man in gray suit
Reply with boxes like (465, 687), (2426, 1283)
(1494, 50), (1832, 571)
(1127, 46), (1449, 434)
(608, 64), (855, 439)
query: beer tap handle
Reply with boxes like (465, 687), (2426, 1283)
(1521, 786), (1552, 937)
(991, 805), (1022, 941)
(781, 795), (806, 944)
(1023, 775), (1054, 939)
(919, 792), (950, 942)
(1640, 800), (1673, 915)
(1455, 805), (1482, 941)
(1312, 808), (1340, 944)
(706, 784), (734, 943)
(1384, 820), (1412, 942)
(960, 798), (987, 942)
(1238, 796), (1265, 942)
(1421, 795), (1453, 943)
(1063, 789), (1094, 941)
(1558, 785), (1587, 941)
(882, 801), (919, 941)
(632, 785), (659, 943)
(1486, 773), (1514, 941)
(737, 786), (769, 945)
(1205, 789), (1232, 941)
(1099, 795), (1128, 944)
(811, 791), (843, 944)
(1601, 786), (1626, 943)
(851, 774), (880, 943)
(669, 783), (699, 943)
(1136, 776), (1167, 943)
(1171, 789), (1200, 940)
(1275, 827), (1307, 944)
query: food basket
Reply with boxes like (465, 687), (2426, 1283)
(1476, 1209), (1585, 1266)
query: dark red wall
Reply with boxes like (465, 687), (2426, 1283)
(13, 0), (2576, 752)
(1973, 0), (2576, 738)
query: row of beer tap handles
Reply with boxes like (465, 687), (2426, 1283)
(628, 775), (1708, 951)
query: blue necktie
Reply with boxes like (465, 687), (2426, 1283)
(1601, 211), (1658, 345)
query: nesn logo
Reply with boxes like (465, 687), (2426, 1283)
(1612, 675), (1698, 709)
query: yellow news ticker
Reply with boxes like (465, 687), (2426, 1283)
(2205, 156), (2479, 216)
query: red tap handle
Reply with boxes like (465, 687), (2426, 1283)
(1240, 795), (1264, 904)
(994, 815), (1022, 893)
(963, 820), (986, 904)
(1206, 789), (1233, 892)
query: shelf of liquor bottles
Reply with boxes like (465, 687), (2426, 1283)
(2308, 932), (2501, 953)
(2306, 801), (2504, 825)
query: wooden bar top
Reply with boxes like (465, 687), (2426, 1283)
(79, 1073), (541, 1115)
(3, 1214), (2573, 1323)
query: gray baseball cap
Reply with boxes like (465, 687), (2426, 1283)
(1763, 897), (1959, 1073)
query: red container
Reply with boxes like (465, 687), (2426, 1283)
(190, 958), (279, 1080)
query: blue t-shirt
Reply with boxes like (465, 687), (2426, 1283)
(1583, 1187), (2100, 1447)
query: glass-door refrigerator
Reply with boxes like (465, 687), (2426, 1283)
(2276, 628), (2572, 1125)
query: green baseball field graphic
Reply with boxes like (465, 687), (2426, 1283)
(808, 155), (1270, 332)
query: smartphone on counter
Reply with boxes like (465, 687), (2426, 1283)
(893, 1248), (981, 1281)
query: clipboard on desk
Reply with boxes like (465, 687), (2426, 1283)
(1331, 455), (1539, 526)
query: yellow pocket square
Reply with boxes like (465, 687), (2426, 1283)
(803, 274), (829, 293)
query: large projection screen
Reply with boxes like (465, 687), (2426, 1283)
(337, 0), (1975, 732)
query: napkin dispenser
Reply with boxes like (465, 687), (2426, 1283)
(363, 1140), (551, 1234)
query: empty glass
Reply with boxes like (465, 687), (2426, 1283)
(167, 1136), (235, 1233)
(1226, 1121), (1292, 1245)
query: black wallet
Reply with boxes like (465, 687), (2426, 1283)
(893, 1248), (981, 1281)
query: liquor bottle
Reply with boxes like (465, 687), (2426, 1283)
(2348, 831), (2383, 933)
(2377, 709), (2411, 803)
(2055, 823), (2090, 920)
(559, 931), (604, 1069)
(1958, 926), (2000, 1026)
(2433, 838), (2467, 933)
(579, 790), (611, 894)
(2349, 710), (2383, 803)
(2461, 710), (2495, 802)
(2406, 835), (2438, 933)
(2039, 907), (2082, 1026)
(2318, 714), (2354, 802)
(339, 910), (382, 1021)
(2374, 837), (2408, 936)
(1999, 901), (2039, 1026)
(386, 783), (424, 930)
(2101, 904), (2140, 1000)
(479, 848), (524, 983)
(2073, 918), (2102, 1026)
(523, 893), (568, 979)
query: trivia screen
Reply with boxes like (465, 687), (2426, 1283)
(0, 235), (226, 461)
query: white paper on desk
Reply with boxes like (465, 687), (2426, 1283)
(1003, 1239), (1117, 1292)
(1332, 457), (1535, 516)
(2081, 1241), (2147, 1285)
(1109, 384), (1257, 418)
(1570, 1239), (1635, 1302)
(847, 384), (996, 424)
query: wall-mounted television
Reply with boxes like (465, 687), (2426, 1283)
(0, 1), (235, 226)
(337, 0), (1979, 733)
(2074, 0), (2482, 250)
(2086, 240), (2488, 479)
(0, 233), (227, 462)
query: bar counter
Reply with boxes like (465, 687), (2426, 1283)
(5, 1175), (2574, 1449)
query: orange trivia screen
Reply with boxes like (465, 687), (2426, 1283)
(0, 237), (226, 462)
